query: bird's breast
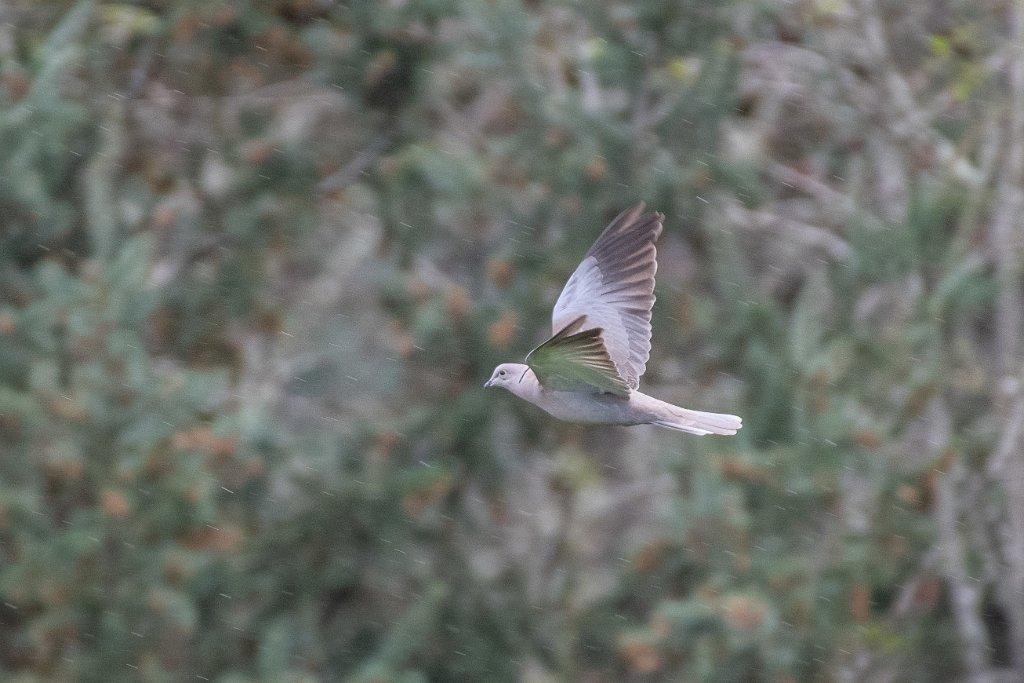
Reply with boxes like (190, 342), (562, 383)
(531, 388), (637, 425)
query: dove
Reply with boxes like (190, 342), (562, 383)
(484, 203), (741, 435)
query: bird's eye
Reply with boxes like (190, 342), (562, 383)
(498, 370), (506, 376)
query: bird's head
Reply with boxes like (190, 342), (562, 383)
(484, 363), (530, 392)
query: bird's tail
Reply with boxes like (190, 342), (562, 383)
(651, 405), (742, 436)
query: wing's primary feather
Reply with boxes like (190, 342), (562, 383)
(551, 203), (663, 389)
(526, 316), (630, 396)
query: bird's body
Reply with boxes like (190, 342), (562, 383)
(491, 364), (740, 435)
(485, 204), (741, 436)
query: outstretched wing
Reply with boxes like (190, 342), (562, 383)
(551, 203), (663, 389)
(526, 316), (630, 396)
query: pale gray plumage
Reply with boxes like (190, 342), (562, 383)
(485, 203), (741, 436)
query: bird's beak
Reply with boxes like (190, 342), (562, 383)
(484, 378), (493, 388)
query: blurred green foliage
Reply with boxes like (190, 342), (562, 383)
(0, 0), (1017, 681)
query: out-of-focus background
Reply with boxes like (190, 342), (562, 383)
(2, 0), (1023, 680)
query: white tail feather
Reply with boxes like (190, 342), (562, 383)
(652, 406), (742, 436)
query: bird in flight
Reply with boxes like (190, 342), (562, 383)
(484, 203), (741, 436)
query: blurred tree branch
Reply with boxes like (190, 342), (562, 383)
(988, 0), (1024, 670)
